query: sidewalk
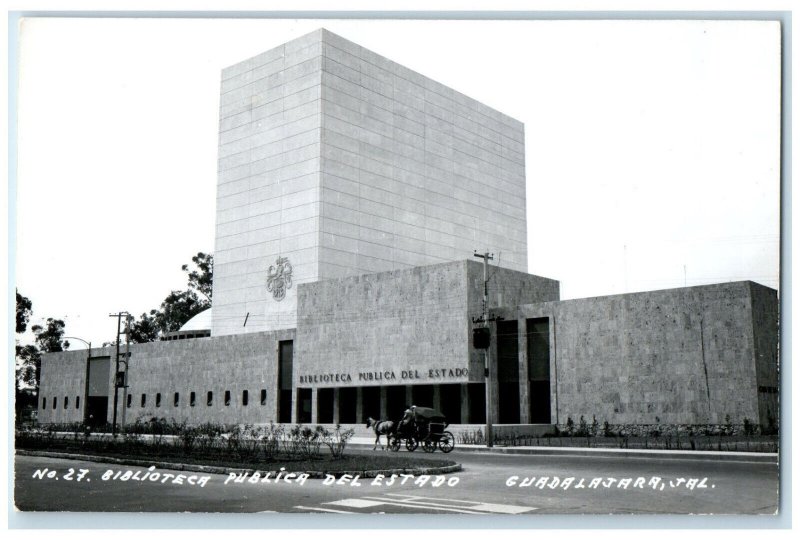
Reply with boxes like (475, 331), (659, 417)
(347, 436), (778, 462)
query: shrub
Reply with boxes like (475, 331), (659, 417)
(576, 416), (589, 437)
(319, 424), (354, 459)
(261, 422), (283, 460)
(590, 415), (599, 438)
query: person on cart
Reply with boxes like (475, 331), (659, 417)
(397, 405), (416, 436)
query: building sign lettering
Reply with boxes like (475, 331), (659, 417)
(298, 368), (468, 385)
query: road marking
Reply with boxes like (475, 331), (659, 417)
(469, 502), (536, 514)
(383, 493), (536, 514)
(293, 505), (356, 514)
(359, 497), (487, 514)
(321, 494), (536, 515)
(326, 498), (384, 508)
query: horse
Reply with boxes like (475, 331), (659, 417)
(365, 417), (395, 450)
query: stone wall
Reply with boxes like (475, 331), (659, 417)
(493, 281), (777, 426)
(318, 29), (528, 279)
(38, 348), (100, 424)
(213, 31), (325, 336)
(296, 260), (558, 387)
(38, 330), (292, 426)
(749, 282), (780, 427)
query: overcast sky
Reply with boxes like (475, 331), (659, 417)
(13, 18), (781, 347)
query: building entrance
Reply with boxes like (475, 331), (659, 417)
(527, 318), (552, 423)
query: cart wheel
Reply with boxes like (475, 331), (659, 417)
(389, 436), (401, 452)
(438, 431), (455, 453)
(406, 438), (419, 452)
(422, 439), (437, 453)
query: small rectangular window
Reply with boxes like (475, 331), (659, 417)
(64, 396), (69, 409)
(207, 391), (213, 406)
(224, 390), (231, 406)
(174, 392), (180, 406)
(76, 396), (80, 409)
(127, 394), (132, 408)
(141, 394), (146, 407)
(260, 389), (267, 406)
(242, 390), (249, 406)
(42, 398), (46, 410)
(190, 391), (196, 407)
(156, 393), (162, 407)
(53, 397), (57, 409)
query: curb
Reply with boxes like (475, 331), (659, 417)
(15, 449), (462, 478)
(347, 441), (778, 462)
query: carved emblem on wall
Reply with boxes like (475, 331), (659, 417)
(267, 256), (293, 301)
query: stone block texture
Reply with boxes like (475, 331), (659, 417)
(749, 282), (779, 427)
(38, 330), (294, 426)
(295, 260), (558, 387)
(212, 29), (528, 336)
(492, 281), (780, 426)
(38, 348), (101, 425)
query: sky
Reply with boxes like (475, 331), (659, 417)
(12, 17), (781, 348)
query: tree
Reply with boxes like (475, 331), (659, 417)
(182, 252), (213, 301)
(32, 318), (70, 353)
(128, 310), (160, 344)
(16, 344), (40, 389)
(128, 253), (214, 343)
(16, 290), (32, 333)
(24, 318), (70, 390)
(154, 290), (208, 334)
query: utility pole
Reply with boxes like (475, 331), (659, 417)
(474, 251), (494, 448)
(121, 314), (132, 433)
(109, 311), (129, 437)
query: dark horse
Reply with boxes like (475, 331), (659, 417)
(365, 417), (395, 450)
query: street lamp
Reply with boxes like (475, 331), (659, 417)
(63, 336), (92, 426)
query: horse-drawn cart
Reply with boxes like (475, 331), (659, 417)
(389, 406), (455, 453)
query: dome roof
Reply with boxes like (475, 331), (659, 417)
(179, 308), (212, 332)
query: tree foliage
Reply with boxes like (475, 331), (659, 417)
(128, 252), (213, 343)
(32, 318), (70, 353)
(16, 344), (40, 389)
(128, 310), (160, 344)
(182, 252), (213, 301)
(16, 313), (69, 392)
(16, 290), (33, 333)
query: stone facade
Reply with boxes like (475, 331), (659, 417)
(38, 330), (294, 426)
(491, 281), (779, 427)
(212, 29), (527, 336)
(295, 259), (558, 387)
(36, 275), (778, 429)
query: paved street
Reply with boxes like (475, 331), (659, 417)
(14, 449), (778, 515)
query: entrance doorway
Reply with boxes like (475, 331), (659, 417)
(527, 318), (552, 423)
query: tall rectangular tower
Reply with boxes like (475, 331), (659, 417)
(212, 29), (528, 336)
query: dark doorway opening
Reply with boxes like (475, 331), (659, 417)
(412, 384), (434, 408)
(278, 340), (293, 423)
(527, 318), (552, 423)
(86, 396), (108, 427)
(317, 388), (334, 423)
(386, 386), (406, 422)
(497, 320), (520, 424)
(297, 388), (312, 423)
(339, 387), (357, 423)
(362, 387), (380, 421)
(439, 384), (461, 424)
(468, 383), (486, 423)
